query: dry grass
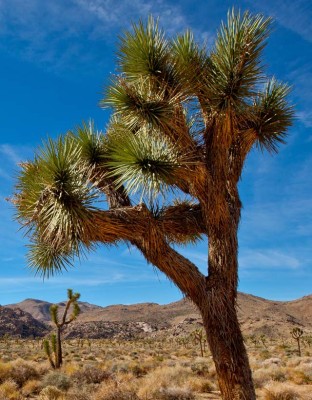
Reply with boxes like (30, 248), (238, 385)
(260, 382), (312, 400)
(0, 336), (311, 399)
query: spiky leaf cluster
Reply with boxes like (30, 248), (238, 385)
(101, 11), (293, 193)
(15, 136), (98, 276)
(74, 121), (107, 166)
(206, 10), (272, 112)
(106, 125), (182, 198)
(14, 10), (294, 276)
(249, 78), (294, 152)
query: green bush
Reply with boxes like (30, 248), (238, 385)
(72, 365), (111, 384)
(41, 371), (71, 391)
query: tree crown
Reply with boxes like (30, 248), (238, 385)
(14, 10), (294, 275)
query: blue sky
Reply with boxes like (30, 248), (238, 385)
(0, 0), (311, 306)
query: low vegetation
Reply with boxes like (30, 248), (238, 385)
(0, 333), (311, 399)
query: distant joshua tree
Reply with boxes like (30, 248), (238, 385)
(44, 289), (80, 368)
(191, 328), (205, 357)
(14, 10), (294, 399)
(291, 327), (304, 357)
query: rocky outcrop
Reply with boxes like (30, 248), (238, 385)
(0, 306), (49, 338)
(63, 320), (157, 339)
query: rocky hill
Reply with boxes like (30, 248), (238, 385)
(6, 299), (102, 324)
(0, 306), (49, 338)
(3, 293), (312, 339)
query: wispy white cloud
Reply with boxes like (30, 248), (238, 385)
(284, 64), (312, 129)
(0, 274), (125, 287)
(239, 249), (301, 270)
(0, 144), (22, 164)
(0, 264), (165, 293)
(0, 0), (191, 72)
(296, 110), (312, 129)
(75, 0), (188, 33)
(246, 0), (312, 43)
(0, 143), (34, 165)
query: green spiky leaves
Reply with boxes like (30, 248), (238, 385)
(118, 16), (170, 82)
(50, 304), (59, 325)
(106, 126), (182, 199)
(74, 121), (107, 167)
(171, 30), (210, 96)
(27, 239), (79, 277)
(249, 78), (294, 153)
(207, 9), (272, 111)
(103, 77), (176, 131)
(16, 135), (98, 276)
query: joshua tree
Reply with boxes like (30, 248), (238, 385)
(191, 328), (205, 357)
(44, 289), (80, 368)
(291, 327), (304, 357)
(14, 10), (293, 399)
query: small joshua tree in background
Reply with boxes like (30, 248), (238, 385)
(191, 328), (205, 357)
(291, 327), (304, 357)
(44, 289), (80, 368)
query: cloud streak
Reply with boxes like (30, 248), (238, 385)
(239, 249), (301, 270)
(0, 0), (189, 73)
(246, 0), (312, 43)
(0, 144), (23, 165)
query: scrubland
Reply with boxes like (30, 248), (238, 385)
(0, 334), (311, 399)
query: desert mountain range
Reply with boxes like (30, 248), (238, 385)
(1, 293), (311, 339)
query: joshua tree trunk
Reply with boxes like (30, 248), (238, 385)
(201, 296), (255, 400)
(297, 338), (301, 357)
(56, 327), (62, 368)
(198, 190), (255, 399)
(123, 203), (256, 399)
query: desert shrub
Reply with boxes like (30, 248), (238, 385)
(0, 363), (11, 384)
(153, 387), (195, 400)
(10, 359), (39, 387)
(137, 365), (193, 399)
(22, 379), (41, 396)
(253, 365), (287, 389)
(286, 357), (306, 368)
(187, 376), (214, 393)
(41, 371), (71, 391)
(264, 388), (301, 400)
(270, 370), (287, 382)
(66, 387), (92, 400)
(259, 350), (271, 360)
(38, 385), (65, 400)
(129, 363), (148, 378)
(110, 363), (129, 374)
(190, 361), (209, 376)
(289, 370), (312, 385)
(0, 379), (20, 400)
(72, 365), (111, 384)
(93, 386), (139, 400)
(262, 358), (282, 366)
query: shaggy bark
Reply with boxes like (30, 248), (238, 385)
(89, 178), (256, 399)
(199, 183), (255, 399)
(56, 326), (62, 368)
(202, 230), (255, 399)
